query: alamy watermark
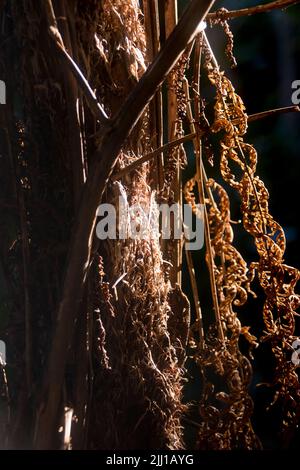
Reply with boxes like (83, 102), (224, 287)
(95, 198), (204, 251)
(291, 80), (300, 105)
(0, 80), (6, 105)
(291, 339), (300, 366)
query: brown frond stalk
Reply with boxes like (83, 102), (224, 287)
(183, 78), (224, 342)
(208, 0), (300, 22)
(184, 246), (204, 348)
(142, 0), (164, 190)
(112, 133), (196, 181)
(248, 105), (300, 122)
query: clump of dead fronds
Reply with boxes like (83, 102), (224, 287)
(182, 20), (300, 448)
(202, 32), (300, 440)
(82, 1), (186, 450)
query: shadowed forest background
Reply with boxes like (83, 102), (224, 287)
(0, 0), (300, 450)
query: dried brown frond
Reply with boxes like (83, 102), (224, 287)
(208, 8), (237, 68)
(183, 45), (259, 447)
(204, 35), (300, 439)
(184, 176), (259, 449)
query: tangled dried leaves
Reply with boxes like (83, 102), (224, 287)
(182, 27), (300, 447)
(204, 38), (300, 439)
(184, 175), (259, 449)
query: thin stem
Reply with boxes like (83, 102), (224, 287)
(142, 0), (164, 190)
(193, 35), (202, 122)
(184, 77), (224, 343)
(45, 0), (108, 126)
(208, 0), (300, 22)
(112, 133), (196, 181)
(112, 103), (298, 182)
(247, 105), (300, 122)
(165, 0), (181, 286)
(49, 27), (110, 126)
(185, 245), (205, 349)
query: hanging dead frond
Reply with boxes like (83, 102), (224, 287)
(203, 33), (300, 440)
(183, 46), (259, 448)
